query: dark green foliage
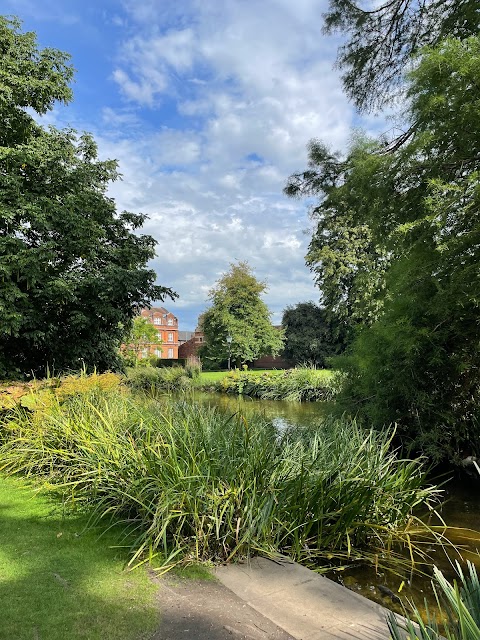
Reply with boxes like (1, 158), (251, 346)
(339, 38), (480, 462)
(0, 16), (74, 143)
(285, 135), (391, 336)
(282, 302), (346, 366)
(0, 17), (174, 377)
(200, 262), (284, 367)
(289, 36), (480, 462)
(324, 0), (480, 111)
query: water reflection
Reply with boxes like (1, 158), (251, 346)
(189, 391), (480, 618)
(191, 390), (333, 429)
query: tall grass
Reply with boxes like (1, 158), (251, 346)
(388, 561), (480, 640)
(215, 367), (341, 401)
(0, 386), (441, 572)
(126, 366), (193, 393)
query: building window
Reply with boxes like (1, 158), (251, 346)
(168, 332), (173, 343)
(141, 348), (148, 358)
(154, 348), (162, 357)
(168, 348), (174, 358)
(157, 331), (163, 340)
(167, 317), (174, 326)
(153, 317), (161, 325)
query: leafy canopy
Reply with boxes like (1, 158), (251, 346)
(288, 36), (480, 461)
(0, 16), (175, 377)
(324, 0), (480, 111)
(281, 302), (346, 367)
(200, 262), (284, 367)
(122, 317), (161, 362)
(285, 135), (390, 337)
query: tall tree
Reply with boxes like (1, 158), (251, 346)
(282, 302), (346, 367)
(288, 36), (480, 461)
(285, 135), (391, 337)
(0, 17), (175, 377)
(200, 262), (284, 368)
(324, 0), (480, 111)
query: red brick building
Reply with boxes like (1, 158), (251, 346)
(178, 326), (204, 364)
(179, 324), (291, 369)
(139, 307), (179, 359)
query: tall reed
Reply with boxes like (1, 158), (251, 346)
(388, 561), (480, 640)
(1, 387), (441, 571)
(216, 368), (341, 401)
(126, 366), (192, 393)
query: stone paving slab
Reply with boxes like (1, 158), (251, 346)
(152, 574), (295, 640)
(215, 557), (396, 640)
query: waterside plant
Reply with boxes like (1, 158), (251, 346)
(125, 364), (200, 393)
(0, 381), (442, 574)
(214, 367), (341, 401)
(388, 561), (480, 640)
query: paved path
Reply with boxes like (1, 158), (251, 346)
(153, 573), (295, 640)
(215, 557), (396, 640)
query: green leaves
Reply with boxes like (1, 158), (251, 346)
(323, 0), (480, 112)
(200, 262), (284, 367)
(0, 382), (441, 572)
(281, 302), (346, 367)
(0, 17), (175, 377)
(388, 562), (480, 640)
(288, 35), (480, 461)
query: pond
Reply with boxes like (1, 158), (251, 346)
(191, 390), (480, 617)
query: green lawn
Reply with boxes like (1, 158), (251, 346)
(0, 475), (159, 640)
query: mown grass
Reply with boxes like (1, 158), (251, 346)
(0, 474), (159, 640)
(0, 383), (443, 576)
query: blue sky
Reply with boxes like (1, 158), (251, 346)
(3, 0), (384, 330)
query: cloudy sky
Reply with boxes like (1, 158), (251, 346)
(5, 0), (384, 330)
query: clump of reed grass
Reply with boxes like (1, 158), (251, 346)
(388, 561), (480, 640)
(215, 367), (341, 401)
(0, 372), (124, 417)
(126, 366), (192, 393)
(1, 385), (441, 573)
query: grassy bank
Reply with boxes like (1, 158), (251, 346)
(214, 368), (339, 401)
(0, 379), (441, 574)
(124, 366), (339, 402)
(125, 367), (285, 394)
(198, 369), (277, 384)
(0, 475), (158, 640)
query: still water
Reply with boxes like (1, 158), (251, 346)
(191, 391), (480, 616)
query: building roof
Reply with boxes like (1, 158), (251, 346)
(141, 306), (177, 319)
(178, 331), (194, 342)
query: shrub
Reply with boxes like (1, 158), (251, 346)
(184, 361), (202, 381)
(215, 367), (342, 401)
(125, 366), (193, 393)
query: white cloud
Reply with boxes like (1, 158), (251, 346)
(33, 0), (379, 329)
